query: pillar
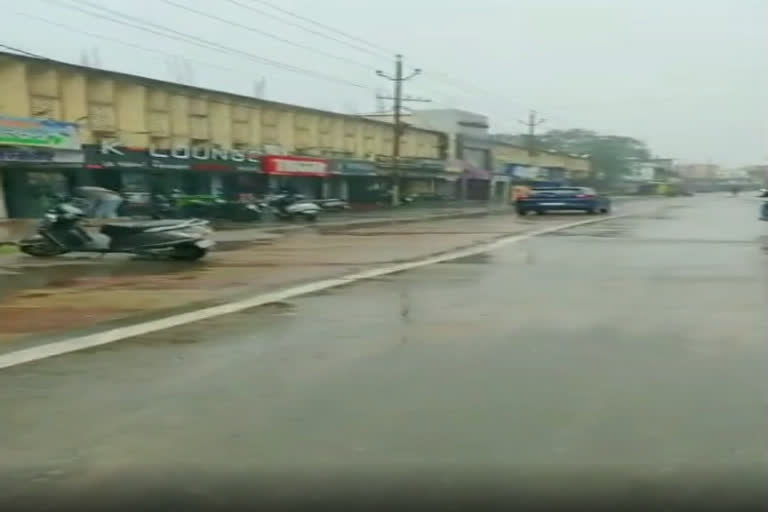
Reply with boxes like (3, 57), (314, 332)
(340, 179), (349, 200)
(0, 171), (7, 219)
(322, 178), (331, 199)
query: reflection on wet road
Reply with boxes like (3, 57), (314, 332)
(1, 196), (766, 502)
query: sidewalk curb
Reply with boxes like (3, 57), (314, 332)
(263, 208), (509, 234)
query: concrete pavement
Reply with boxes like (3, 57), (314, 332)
(0, 199), (661, 346)
(1, 195), (764, 507)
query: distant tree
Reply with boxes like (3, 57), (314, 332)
(536, 129), (651, 182)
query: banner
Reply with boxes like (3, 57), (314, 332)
(0, 116), (80, 150)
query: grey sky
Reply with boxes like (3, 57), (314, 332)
(5, 0), (767, 166)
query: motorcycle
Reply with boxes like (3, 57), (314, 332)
(261, 194), (321, 221)
(151, 194), (263, 222)
(148, 194), (182, 219)
(18, 202), (215, 261)
(214, 199), (263, 222)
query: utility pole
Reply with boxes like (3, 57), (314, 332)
(518, 109), (546, 157)
(376, 54), (430, 205)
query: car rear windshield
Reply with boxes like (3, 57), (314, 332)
(530, 188), (586, 196)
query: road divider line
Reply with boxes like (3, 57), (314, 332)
(0, 214), (627, 370)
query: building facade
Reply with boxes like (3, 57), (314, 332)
(0, 51), (447, 217)
(365, 109), (497, 200)
(365, 108), (592, 201)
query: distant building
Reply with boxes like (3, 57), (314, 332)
(363, 108), (591, 200)
(674, 163), (720, 180)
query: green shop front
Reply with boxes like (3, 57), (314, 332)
(83, 143), (266, 206)
(375, 156), (449, 198)
(0, 116), (86, 218)
(328, 159), (387, 203)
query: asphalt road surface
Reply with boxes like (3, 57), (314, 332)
(1, 195), (766, 508)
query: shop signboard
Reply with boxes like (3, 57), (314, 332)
(84, 144), (149, 170)
(0, 116), (80, 150)
(85, 143), (262, 172)
(505, 164), (543, 180)
(262, 155), (328, 177)
(0, 147), (83, 164)
(375, 155), (446, 172)
(330, 160), (378, 176)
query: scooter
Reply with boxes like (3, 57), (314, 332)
(18, 202), (215, 261)
(262, 194), (321, 221)
(315, 198), (350, 212)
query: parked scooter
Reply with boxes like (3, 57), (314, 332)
(261, 194), (321, 221)
(314, 198), (350, 212)
(18, 201), (214, 261)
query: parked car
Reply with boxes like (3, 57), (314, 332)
(515, 186), (611, 215)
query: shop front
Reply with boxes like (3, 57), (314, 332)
(462, 167), (492, 200)
(328, 159), (386, 203)
(375, 156), (448, 199)
(83, 142), (265, 207)
(0, 116), (84, 218)
(262, 155), (328, 198)
(447, 160), (492, 200)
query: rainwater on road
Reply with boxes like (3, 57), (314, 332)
(1, 195), (765, 505)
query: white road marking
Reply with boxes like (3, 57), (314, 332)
(0, 214), (625, 370)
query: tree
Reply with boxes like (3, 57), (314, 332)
(535, 129), (651, 183)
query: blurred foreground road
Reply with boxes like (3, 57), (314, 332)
(1, 195), (766, 507)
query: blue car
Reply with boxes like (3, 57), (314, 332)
(515, 186), (611, 216)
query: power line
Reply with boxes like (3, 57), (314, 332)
(45, 0), (372, 90)
(237, 0), (583, 124)
(232, 0), (537, 117)
(247, 0), (391, 55)
(225, 0), (388, 59)
(0, 42), (46, 59)
(0, 42), (388, 135)
(71, 0), (372, 88)
(160, 0), (374, 71)
(11, 9), (255, 79)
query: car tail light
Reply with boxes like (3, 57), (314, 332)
(577, 194), (595, 198)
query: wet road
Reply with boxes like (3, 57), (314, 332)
(1, 195), (766, 505)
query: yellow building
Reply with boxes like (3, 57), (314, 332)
(492, 141), (591, 181)
(0, 51), (446, 216)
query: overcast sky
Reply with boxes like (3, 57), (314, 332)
(4, 0), (767, 166)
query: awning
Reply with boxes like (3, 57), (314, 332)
(447, 159), (492, 180)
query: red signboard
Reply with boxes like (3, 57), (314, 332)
(262, 155), (328, 177)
